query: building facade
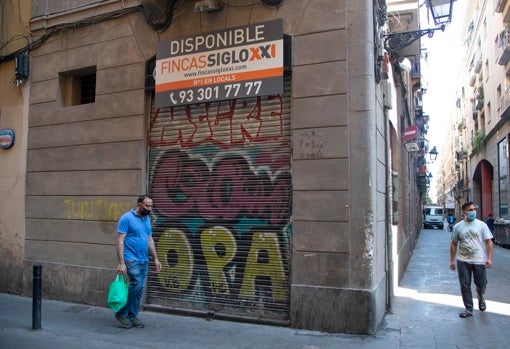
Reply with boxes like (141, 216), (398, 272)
(437, 0), (510, 224)
(0, 0), (429, 334)
(0, 0), (31, 295)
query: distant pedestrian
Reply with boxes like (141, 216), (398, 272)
(486, 213), (495, 241)
(447, 213), (455, 225)
(115, 195), (162, 328)
(447, 213), (456, 232)
(449, 202), (493, 318)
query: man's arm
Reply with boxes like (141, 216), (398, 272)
(116, 233), (127, 274)
(485, 238), (494, 269)
(148, 235), (162, 272)
(449, 241), (458, 270)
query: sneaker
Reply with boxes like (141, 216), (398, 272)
(131, 317), (145, 328)
(459, 310), (473, 318)
(115, 314), (133, 328)
(478, 297), (487, 311)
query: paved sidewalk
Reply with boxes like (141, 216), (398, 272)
(1, 228), (510, 348)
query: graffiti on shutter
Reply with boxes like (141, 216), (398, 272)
(147, 77), (291, 320)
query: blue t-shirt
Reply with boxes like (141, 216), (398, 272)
(117, 209), (152, 262)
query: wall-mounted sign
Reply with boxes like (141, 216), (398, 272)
(404, 141), (420, 152)
(403, 125), (418, 142)
(155, 19), (283, 107)
(0, 129), (15, 150)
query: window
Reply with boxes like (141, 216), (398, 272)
(424, 207), (444, 216)
(498, 137), (509, 218)
(59, 66), (96, 107)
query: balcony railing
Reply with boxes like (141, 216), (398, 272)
(501, 85), (510, 114)
(497, 28), (510, 65)
(474, 51), (483, 73)
(469, 70), (476, 86)
(474, 95), (484, 110)
(411, 60), (421, 79)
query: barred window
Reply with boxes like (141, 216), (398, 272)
(59, 66), (96, 107)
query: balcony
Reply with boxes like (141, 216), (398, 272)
(469, 70), (476, 86)
(30, 0), (143, 34)
(474, 51), (483, 73)
(414, 93), (423, 110)
(501, 85), (510, 114)
(498, 0), (510, 25)
(474, 86), (484, 111)
(474, 96), (484, 110)
(411, 60), (421, 79)
(497, 28), (510, 65)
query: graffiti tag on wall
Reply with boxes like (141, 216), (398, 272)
(64, 198), (131, 221)
(298, 130), (324, 159)
(148, 96), (284, 149)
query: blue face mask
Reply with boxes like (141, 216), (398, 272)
(467, 211), (477, 220)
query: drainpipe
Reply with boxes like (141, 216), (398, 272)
(385, 111), (394, 313)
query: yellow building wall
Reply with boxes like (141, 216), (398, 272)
(0, 0), (31, 293)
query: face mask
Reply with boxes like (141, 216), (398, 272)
(140, 208), (151, 216)
(467, 211), (477, 220)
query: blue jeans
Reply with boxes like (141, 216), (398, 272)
(456, 260), (487, 312)
(116, 260), (148, 319)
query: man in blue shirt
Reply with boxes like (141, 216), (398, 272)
(115, 195), (162, 328)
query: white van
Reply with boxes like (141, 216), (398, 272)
(423, 205), (444, 229)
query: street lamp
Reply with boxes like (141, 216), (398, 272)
(429, 146), (438, 161)
(426, 0), (455, 26)
(384, 0), (455, 52)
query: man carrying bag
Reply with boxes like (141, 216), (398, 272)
(114, 195), (162, 328)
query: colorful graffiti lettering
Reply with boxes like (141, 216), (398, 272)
(148, 96), (284, 149)
(148, 95), (291, 314)
(155, 226), (287, 301)
(150, 150), (290, 224)
(150, 149), (291, 305)
(64, 198), (131, 221)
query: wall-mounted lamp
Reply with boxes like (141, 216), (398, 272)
(195, 0), (221, 12)
(427, 0), (455, 26)
(398, 57), (412, 73)
(384, 0), (455, 52)
(429, 146), (438, 161)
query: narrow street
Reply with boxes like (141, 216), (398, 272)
(382, 226), (510, 347)
(1, 226), (509, 348)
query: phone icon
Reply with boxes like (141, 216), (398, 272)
(170, 92), (177, 105)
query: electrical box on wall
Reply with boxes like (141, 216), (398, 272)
(382, 80), (393, 109)
(145, 55), (156, 93)
(15, 53), (30, 85)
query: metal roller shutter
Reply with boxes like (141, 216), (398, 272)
(146, 76), (291, 322)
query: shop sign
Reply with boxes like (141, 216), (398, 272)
(404, 141), (420, 152)
(155, 19), (283, 107)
